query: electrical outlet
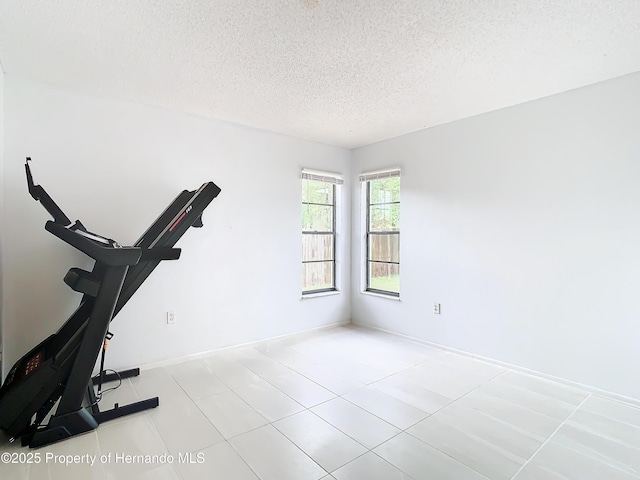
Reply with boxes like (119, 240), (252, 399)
(167, 311), (176, 324)
(433, 303), (441, 314)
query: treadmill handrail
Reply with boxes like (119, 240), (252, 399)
(45, 221), (142, 266)
(25, 158), (72, 226)
(139, 247), (181, 261)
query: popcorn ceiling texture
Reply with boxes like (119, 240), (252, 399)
(0, 0), (639, 147)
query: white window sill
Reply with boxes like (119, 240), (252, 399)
(360, 290), (401, 301)
(301, 290), (341, 300)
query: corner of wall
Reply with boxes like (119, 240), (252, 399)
(347, 146), (357, 326)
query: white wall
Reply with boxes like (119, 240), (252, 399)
(0, 64), (5, 375)
(1, 76), (351, 374)
(351, 72), (640, 401)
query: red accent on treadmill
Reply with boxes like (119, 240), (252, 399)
(169, 212), (187, 232)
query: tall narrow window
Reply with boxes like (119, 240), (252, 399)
(302, 170), (342, 294)
(360, 169), (400, 296)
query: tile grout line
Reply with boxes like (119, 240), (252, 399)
(398, 363), (594, 478)
(130, 366), (245, 480)
(226, 428), (284, 480)
(509, 392), (592, 480)
(217, 354), (337, 478)
(174, 348), (342, 478)
(397, 369), (512, 479)
(128, 332), (495, 477)
(132, 330), (572, 480)
(407, 365), (512, 424)
(367, 447), (420, 480)
(329, 359), (511, 455)
(260, 341), (430, 477)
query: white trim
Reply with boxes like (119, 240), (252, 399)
(360, 290), (401, 301)
(138, 320), (351, 371)
(359, 167), (401, 296)
(359, 167), (401, 182)
(301, 168), (344, 184)
(301, 290), (341, 299)
(359, 183), (368, 293)
(353, 322), (640, 408)
(131, 322), (640, 408)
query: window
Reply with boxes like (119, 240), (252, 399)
(302, 170), (342, 294)
(360, 169), (400, 296)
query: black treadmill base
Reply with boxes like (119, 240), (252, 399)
(25, 407), (98, 448)
(91, 367), (141, 385)
(22, 367), (159, 448)
(94, 397), (159, 425)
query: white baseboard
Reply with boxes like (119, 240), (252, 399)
(137, 320), (351, 371)
(353, 321), (640, 409)
(136, 319), (639, 409)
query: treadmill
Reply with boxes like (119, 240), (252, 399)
(0, 158), (221, 448)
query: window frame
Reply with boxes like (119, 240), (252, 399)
(301, 170), (342, 295)
(361, 169), (401, 298)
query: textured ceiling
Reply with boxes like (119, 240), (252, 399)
(1, 1), (639, 148)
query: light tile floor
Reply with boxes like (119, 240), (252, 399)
(1, 325), (639, 479)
